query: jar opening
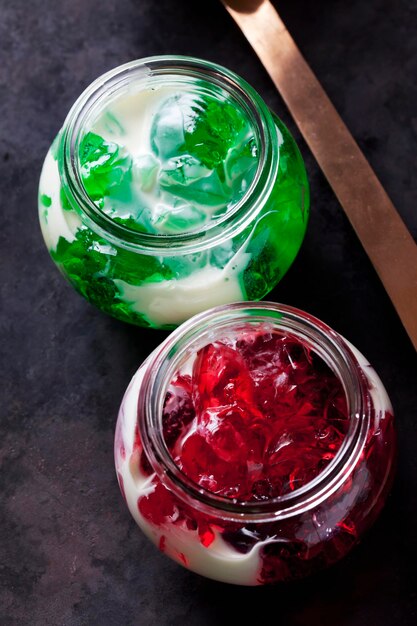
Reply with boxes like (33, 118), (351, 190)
(138, 303), (370, 520)
(59, 56), (278, 253)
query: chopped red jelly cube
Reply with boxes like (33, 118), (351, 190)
(162, 330), (349, 501)
(198, 523), (215, 548)
(192, 342), (262, 418)
(159, 535), (166, 553)
(138, 482), (177, 526)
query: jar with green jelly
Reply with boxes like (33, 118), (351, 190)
(38, 56), (309, 329)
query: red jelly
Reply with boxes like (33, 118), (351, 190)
(115, 303), (396, 585)
(166, 334), (350, 501)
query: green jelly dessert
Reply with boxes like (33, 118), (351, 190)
(38, 57), (309, 328)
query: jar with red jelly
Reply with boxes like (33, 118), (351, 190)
(114, 303), (396, 585)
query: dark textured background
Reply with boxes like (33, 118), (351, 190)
(1, 0), (417, 624)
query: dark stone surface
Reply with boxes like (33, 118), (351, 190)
(1, 0), (416, 624)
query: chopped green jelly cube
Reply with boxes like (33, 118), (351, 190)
(80, 132), (132, 201)
(150, 93), (248, 170)
(150, 94), (187, 160)
(40, 193), (52, 207)
(183, 97), (247, 169)
(159, 157), (229, 207)
(60, 188), (73, 212)
(132, 154), (160, 192)
(152, 203), (207, 233)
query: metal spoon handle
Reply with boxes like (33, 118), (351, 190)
(224, 0), (417, 351)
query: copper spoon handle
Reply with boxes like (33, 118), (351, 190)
(223, 0), (417, 351)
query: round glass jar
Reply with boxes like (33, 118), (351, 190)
(114, 302), (396, 585)
(38, 56), (309, 329)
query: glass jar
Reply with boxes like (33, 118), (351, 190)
(114, 302), (395, 585)
(38, 56), (309, 329)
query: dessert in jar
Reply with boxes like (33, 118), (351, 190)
(38, 56), (309, 328)
(115, 302), (396, 585)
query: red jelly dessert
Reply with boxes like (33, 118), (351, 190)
(115, 303), (396, 585)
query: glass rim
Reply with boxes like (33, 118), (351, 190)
(58, 55), (279, 254)
(138, 302), (371, 522)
